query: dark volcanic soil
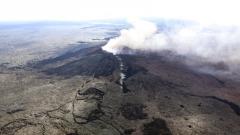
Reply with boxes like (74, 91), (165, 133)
(143, 118), (172, 135)
(40, 47), (119, 77)
(1, 46), (240, 135)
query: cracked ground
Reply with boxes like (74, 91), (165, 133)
(0, 46), (240, 135)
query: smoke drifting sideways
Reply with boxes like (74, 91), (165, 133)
(102, 19), (240, 76)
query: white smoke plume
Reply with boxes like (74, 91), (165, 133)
(102, 19), (240, 74)
(102, 19), (158, 54)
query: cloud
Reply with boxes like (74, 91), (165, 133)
(102, 19), (240, 73)
(102, 19), (158, 54)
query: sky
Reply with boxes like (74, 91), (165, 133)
(0, 0), (239, 25)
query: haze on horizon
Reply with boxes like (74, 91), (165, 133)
(0, 0), (239, 26)
(1, 0), (240, 76)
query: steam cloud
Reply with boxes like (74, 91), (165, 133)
(102, 19), (240, 73)
(102, 19), (158, 54)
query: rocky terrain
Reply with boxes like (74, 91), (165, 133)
(0, 44), (240, 135)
